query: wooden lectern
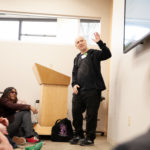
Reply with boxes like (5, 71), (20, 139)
(33, 63), (70, 135)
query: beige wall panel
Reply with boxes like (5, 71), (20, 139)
(108, 0), (150, 145)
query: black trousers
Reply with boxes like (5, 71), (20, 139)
(7, 110), (35, 138)
(72, 89), (101, 141)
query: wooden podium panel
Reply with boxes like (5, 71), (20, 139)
(39, 84), (68, 126)
(34, 124), (52, 135)
(33, 63), (70, 135)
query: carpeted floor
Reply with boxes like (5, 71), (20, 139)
(16, 135), (113, 150)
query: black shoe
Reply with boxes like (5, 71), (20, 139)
(79, 138), (94, 146)
(69, 136), (83, 144)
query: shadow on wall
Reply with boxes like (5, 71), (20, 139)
(134, 36), (150, 57)
(132, 37), (150, 105)
(144, 67), (150, 105)
(110, 60), (123, 140)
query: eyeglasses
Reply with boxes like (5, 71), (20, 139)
(10, 91), (17, 95)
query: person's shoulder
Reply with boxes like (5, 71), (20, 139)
(76, 53), (81, 57)
(87, 49), (93, 53)
(0, 97), (9, 104)
(73, 53), (81, 64)
(74, 53), (81, 60)
(0, 97), (7, 101)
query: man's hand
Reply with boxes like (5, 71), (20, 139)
(0, 124), (8, 135)
(92, 32), (101, 43)
(30, 106), (38, 114)
(73, 84), (80, 95)
(0, 117), (9, 127)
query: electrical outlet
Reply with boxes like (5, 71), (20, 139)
(128, 116), (131, 126)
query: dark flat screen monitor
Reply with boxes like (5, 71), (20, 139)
(123, 0), (150, 53)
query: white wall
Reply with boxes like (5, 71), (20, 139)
(0, 0), (112, 124)
(0, 41), (75, 102)
(108, 0), (150, 145)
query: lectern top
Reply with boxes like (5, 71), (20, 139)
(33, 63), (70, 86)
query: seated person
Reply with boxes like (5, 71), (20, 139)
(0, 87), (39, 144)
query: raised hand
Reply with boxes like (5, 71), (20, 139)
(92, 32), (101, 43)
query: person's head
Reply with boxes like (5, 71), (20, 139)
(1, 87), (18, 103)
(75, 36), (88, 54)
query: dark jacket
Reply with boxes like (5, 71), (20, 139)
(0, 97), (30, 123)
(72, 40), (111, 91)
